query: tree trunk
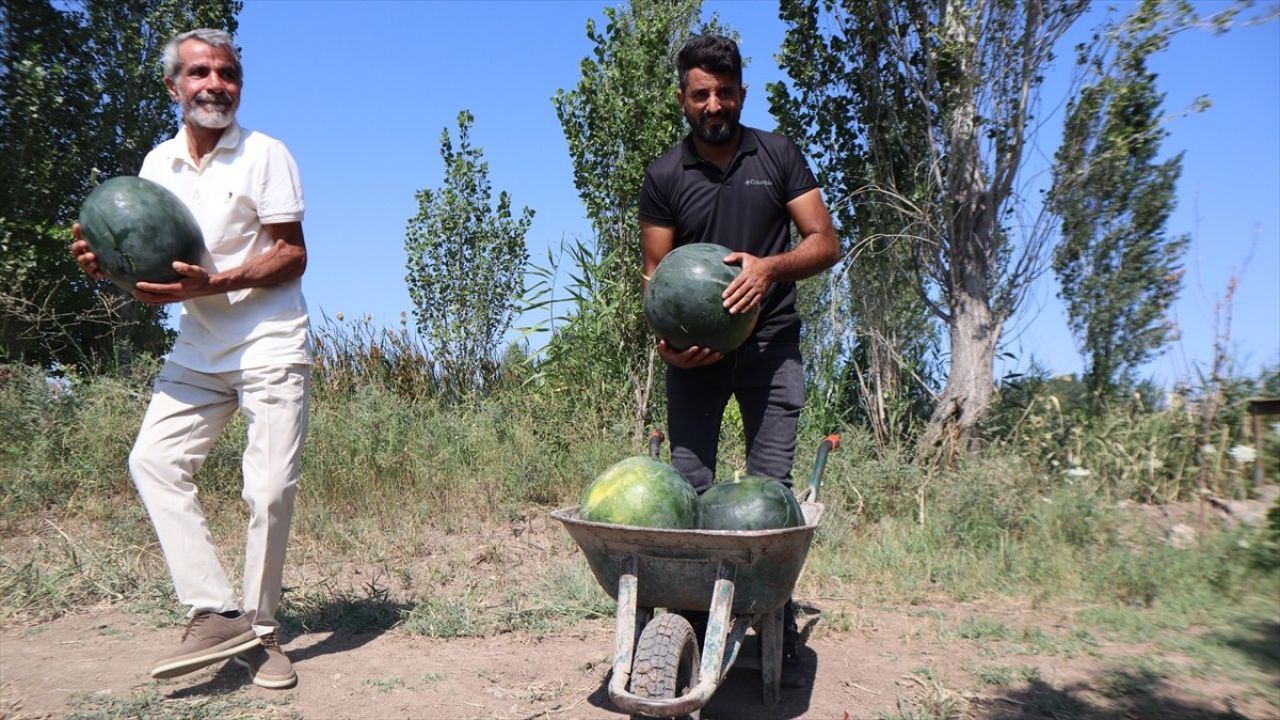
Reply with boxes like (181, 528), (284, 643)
(922, 289), (998, 462)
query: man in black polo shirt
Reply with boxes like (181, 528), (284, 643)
(638, 34), (840, 685)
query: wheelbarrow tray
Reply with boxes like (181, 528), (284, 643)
(550, 501), (824, 615)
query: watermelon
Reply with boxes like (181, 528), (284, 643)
(579, 456), (697, 529)
(697, 475), (804, 531)
(643, 243), (760, 353)
(78, 176), (204, 291)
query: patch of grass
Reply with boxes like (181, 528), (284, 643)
(418, 672), (446, 685)
(401, 591), (480, 638)
(1077, 605), (1189, 643)
(1016, 625), (1097, 658)
(1160, 618), (1280, 688)
(1097, 658), (1171, 699)
(65, 686), (300, 720)
(524, 680), (570, 702)
(954, 616), (1013, 641)
(363, 676), (406, 693)
(816, 608), (855, 635)
(973, 663), (1041, 686)
(877, 667), (966, 720)
(277, 571), (410, 635)
(0, 519), (172, 622)
(400, 553), (612, 639)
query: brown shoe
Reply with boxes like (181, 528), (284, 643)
(150, 611), (260, 679)
(234, 632), (297, 688)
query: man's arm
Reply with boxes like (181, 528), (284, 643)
(131, 221), (306, 305)
(722, 188), (841, 314)
(641, 220), (675, 292)
(641, 220), (723, 368)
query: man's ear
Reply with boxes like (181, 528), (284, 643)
(164, 77), (179, 103)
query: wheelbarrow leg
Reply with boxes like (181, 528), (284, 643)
(759, 605), (784, 706)
(610, 555), (641, 698)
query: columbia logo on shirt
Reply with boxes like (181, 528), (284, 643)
(745, 179), (773, 186)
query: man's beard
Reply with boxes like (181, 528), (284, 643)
(182, 90), (236, 129)
(688, 107), (740, 145)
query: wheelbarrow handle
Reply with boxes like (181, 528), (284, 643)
(648, 429), (666, 459)
(804, 434), (840, 503)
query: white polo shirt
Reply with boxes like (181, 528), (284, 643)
(139, 123), (311, 373)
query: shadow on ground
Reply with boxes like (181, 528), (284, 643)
(169, 593), (411, 700)
(970, 673), (1256, 720)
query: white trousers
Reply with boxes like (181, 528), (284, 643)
(129, 361), (310, 636)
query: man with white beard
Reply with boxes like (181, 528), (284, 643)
(71, 28), (310, 690)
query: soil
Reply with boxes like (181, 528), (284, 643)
(2, 501), (1277, 720)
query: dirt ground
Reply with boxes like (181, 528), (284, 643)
(2, 503), (1277, 720)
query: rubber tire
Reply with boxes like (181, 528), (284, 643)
(629, 612), (701, 720)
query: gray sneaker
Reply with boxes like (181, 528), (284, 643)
(150, 611), (260, 679)
(233, 632), (297, 688)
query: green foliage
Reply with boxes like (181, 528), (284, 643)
(771, 0), (1089, 457)
(771, 0), (940, 450)
(1050, 0), (1191, 401)
(544, 0), (729, 428)
(0, 0), (240, 372)
(987, 367), (1278, 503)
(404, 110), (533, 399)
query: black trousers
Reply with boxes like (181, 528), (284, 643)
(665, 341), (804, 493)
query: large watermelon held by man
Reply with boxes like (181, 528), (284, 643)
(697, 475), (805, 531)
(579, 456), (698, 529)
(78, 176), (204, 291)
(643, 243), (760, 354)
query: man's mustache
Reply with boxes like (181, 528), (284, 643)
(194, 91), (232, 105)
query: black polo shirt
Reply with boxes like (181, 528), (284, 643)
(638, 126), (819, 343)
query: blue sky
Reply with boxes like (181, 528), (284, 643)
(228, 0), (1279, 388)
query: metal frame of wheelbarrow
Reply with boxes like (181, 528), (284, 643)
(551, 433), (839, 718)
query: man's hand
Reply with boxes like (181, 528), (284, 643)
(69, 224), (104, 281)
(657, 339), (723, 369)
(722, 251), (771, 315)
(132, 261), (214, 305)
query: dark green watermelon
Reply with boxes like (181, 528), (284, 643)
(643, 243), (760, 353)
(580, 456), (698, 529)
(697, 475), (804, 531)
(78, 176), (204, 290)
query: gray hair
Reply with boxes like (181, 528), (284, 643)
(161, 29), (242, 82)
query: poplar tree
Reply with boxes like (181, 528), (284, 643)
(549, 0), (729, 432)
(771, 0), (1087, 461)
(771, 0), (939, 449)
(1050, 0), (1190, 401)
(404, 111), (534, 397)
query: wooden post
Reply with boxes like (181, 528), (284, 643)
(1246, 398), (1280, 488)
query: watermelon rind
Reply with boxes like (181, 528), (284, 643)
(78, 176), (205, 291)
(643, 243), (760, 354)
(579, 456), (698, 529)
(697, 475), (804, 531)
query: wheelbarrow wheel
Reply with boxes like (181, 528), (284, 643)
(629, 612), (701, 720)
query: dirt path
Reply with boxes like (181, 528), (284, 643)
(4, 502), (1277, 719)
(3, 601), (1273, 719)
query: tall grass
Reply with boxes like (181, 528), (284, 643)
(987, 369), (1280, 503)
(1, 320), (1276, 645)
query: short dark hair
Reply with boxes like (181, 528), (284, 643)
(676, 35), (742, 90)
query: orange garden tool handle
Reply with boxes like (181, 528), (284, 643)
(806, 434), (840, 502)
(648, 429), (666, 459)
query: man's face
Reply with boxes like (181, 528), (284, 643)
(678, 67), (745, 146)
(166, 39), (241, 130)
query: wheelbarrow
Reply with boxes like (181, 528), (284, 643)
(551, 432), (839, 719)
